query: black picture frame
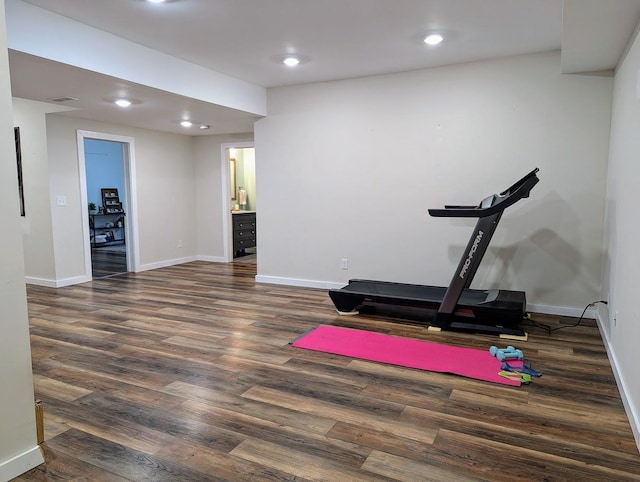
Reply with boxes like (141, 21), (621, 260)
(15, 127), (25, 216)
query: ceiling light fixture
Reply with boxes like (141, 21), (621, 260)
(180, 120), (193, 127)
(199, 125), (210, 130)
(147, 0), (166, 3)
(424, 33), (444, 46)
(114, 98), (132, 107)
(283, 56), (301, 67)
(50, 96), (79, 103)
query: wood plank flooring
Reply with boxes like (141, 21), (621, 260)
(14, 261), (640, 481)
(91, 247), (127, 279)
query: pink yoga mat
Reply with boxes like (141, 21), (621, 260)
(292, 325), (523, 386)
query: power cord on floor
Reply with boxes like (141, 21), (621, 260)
(524, 300), (608, 335)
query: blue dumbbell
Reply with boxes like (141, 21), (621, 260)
(497, 349), (523, 362)
(489, 345), (514, 357)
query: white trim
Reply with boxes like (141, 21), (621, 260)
(120, 138), (140, 273)
(595, 310), (640, 452)
(25, 276), (57, 287)
(0, 445), (44, 481)
(255, 275), (345, 290)
(197, 255), (228, 263)
(137, 256), (198, 273)
(526, 303), (597, 319)
(77, 130), (140, 281)
(220, 142), (254, 263)
(54, 275), (91, 287)
(25, 275), (90, 287)
(76, 132), (92, 281)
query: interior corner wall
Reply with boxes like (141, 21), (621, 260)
(254, 51), (613, 313)
(0, 1), (44, 479)
(601, 26), (640, 446)
(44, 114), (198, 278)
(194, 133), (253, 260)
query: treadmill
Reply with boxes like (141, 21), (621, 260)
(328, 168), (540, 337)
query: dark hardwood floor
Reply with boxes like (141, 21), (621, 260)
(91, 246), (127, 279)
(14, 261), (640, 481)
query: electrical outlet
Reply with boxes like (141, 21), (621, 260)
(56, 195), (67, 206)
(340, 258), (349, 270)
(177, 240), (183, 248)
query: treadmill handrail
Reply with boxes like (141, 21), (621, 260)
(428, 168), (539, 218)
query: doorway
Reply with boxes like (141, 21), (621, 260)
(78, 130), (138, 280)
(223, 143), (256, 264)
(85, 139), (127, 277)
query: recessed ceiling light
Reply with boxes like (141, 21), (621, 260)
(283, 56), (301, 67)
(147, 0), (166, 3)
(180, 120), (193, 127)
(50, 96), (79, 103)
(199, 125), (210, 130)
(424, 34), (444, 46)
(114, 98), (132, 107)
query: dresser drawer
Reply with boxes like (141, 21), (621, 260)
(234, 237), (256, 251)
(234, 220), (256, 230)
(235, 228), (256, 239)
(233, 213), (256, 230)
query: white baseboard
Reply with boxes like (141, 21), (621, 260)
(526, 303), (597, 319)
(25, 276), (57, 287)
(255, 275), (344, 290)
(26, 256), (205, 287)
(197, 255), (227, 263)
(25, 275), (91, 288)
(137, 256), (198, 272)
(0, 445), (43, 482)
(595, 310), (640, 452)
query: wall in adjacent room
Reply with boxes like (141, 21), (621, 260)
(255, 51), (613, 314)
(235, 148), (256, 211)
(84, 138), (125, 211)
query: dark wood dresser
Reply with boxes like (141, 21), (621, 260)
(232, 212), (256, 257)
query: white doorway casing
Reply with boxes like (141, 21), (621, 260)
(77, 130), (139, 279)
(221, 141), (254, 262)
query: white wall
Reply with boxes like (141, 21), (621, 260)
(0, 1), (44, 479)
(601, 26), (640, 447)
(194, 134), (253, 261)
(45, 114), (198, 278)
(255, 51), (613, 313)
(12, 98), (62, 283)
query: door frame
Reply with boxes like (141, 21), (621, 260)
(77, 130), (139, 278)
(221, 141), (254, 262)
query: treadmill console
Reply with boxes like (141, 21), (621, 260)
(428, 168), (539, 218)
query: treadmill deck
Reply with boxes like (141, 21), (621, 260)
(329, 278), (526, 327)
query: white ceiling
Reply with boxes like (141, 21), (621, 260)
(7, 0), (640, 135)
